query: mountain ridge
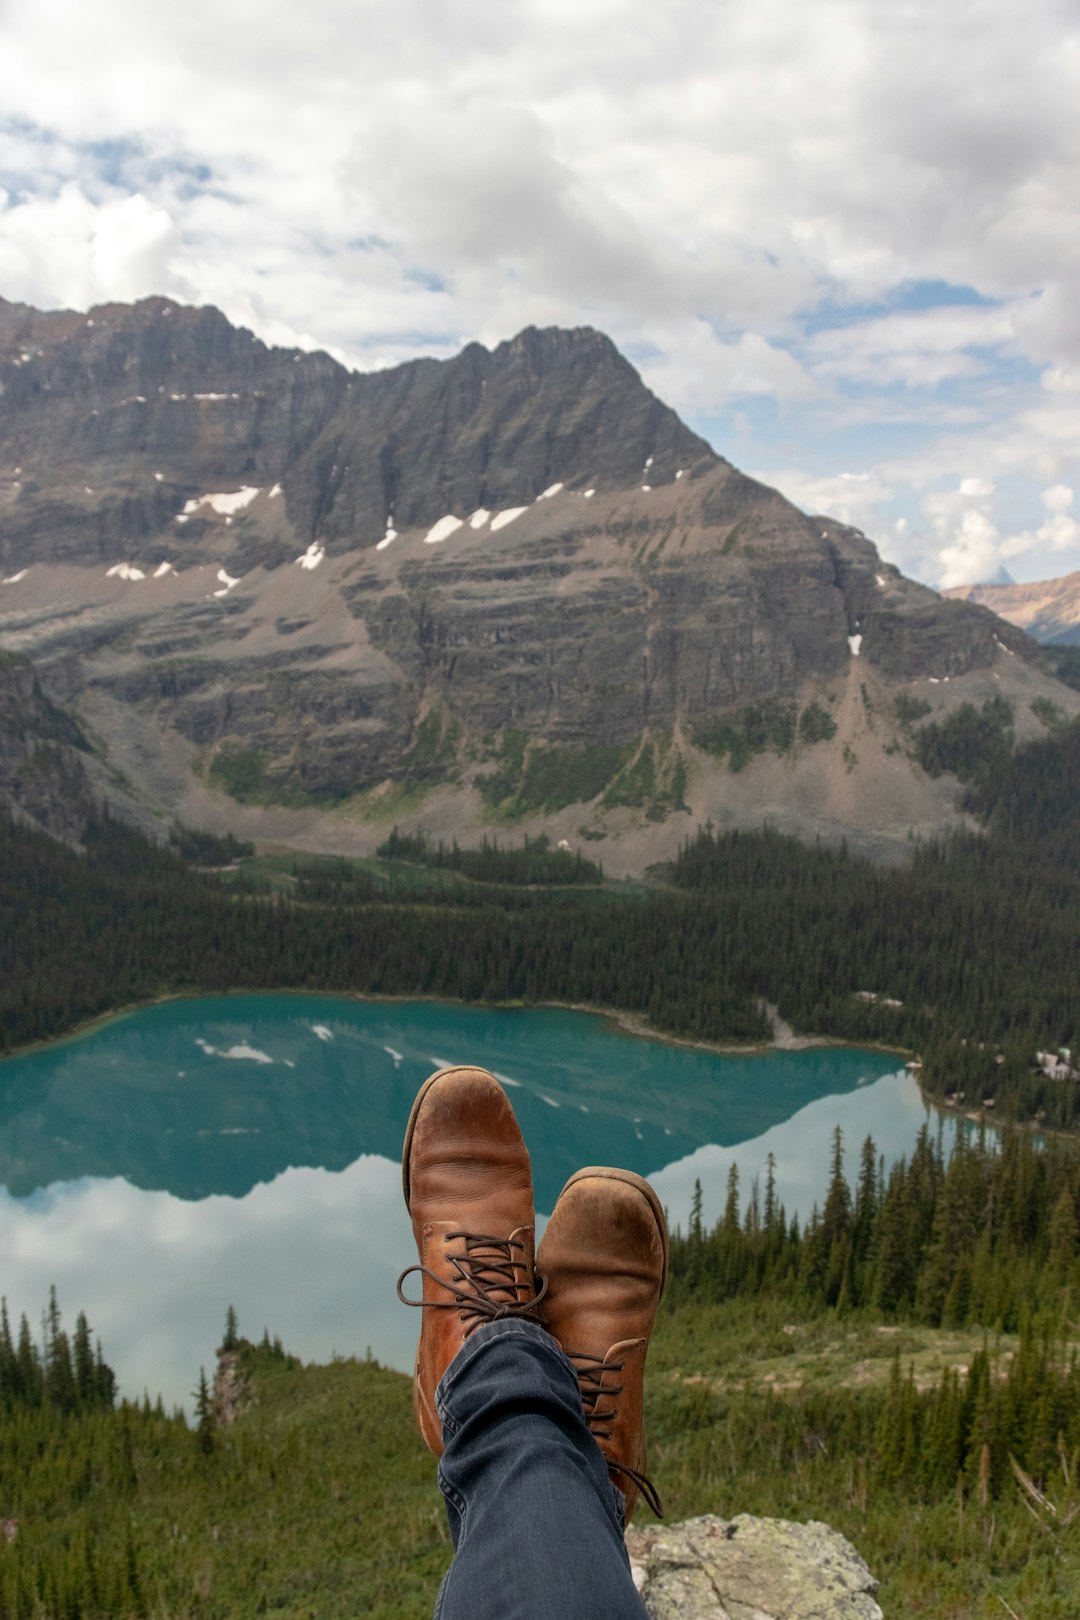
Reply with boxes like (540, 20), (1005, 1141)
(2, 293), (1078, 864)
(943, 568), (1080, 646)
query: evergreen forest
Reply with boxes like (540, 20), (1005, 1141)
(2, 715), (1079, 1129)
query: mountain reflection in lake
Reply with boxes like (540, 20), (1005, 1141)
(0, 995), (934, 1408)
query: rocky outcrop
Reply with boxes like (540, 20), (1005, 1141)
(626, 1514), (883, 1619)
(0, 652), (97, 839)
(213, 1349), (250, 1426)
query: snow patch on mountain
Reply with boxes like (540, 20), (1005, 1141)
(425, 514), (464, 545)
(181, 487), (261, 519)
(491, 507), (528, 532)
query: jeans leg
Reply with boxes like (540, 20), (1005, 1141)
(432, 1319), (649, 1620)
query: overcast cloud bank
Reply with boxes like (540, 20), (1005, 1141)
(1, 0), (1078, 587)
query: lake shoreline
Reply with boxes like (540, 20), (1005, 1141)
(0, 984), (912, 1068)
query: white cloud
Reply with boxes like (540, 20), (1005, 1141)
(753, 467), (894, 533)
(1041, 483), (1074, 516)
(1000, 484), (1080, 565)
(926, 482), (1003, 589)
(805, 305), (1018, 391)
(640, 323), (818, 410)
(0, 0), (1079, 583)
(0, 185), (181, 308)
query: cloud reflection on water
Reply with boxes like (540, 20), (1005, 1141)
(648, 1065), (940, 1232)
(0, 1068), (936, 1412)
(0, 997), (941, 1409)
(0, 1156), (414, 1414)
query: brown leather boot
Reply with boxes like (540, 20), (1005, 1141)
(398, 1065), (545, 1454)
(537, 1166), (668, 1521)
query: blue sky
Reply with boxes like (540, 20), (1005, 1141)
(1, 0), (1078, 588)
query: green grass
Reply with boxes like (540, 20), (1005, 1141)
(0, 1348), (450, 1620)
(330, 780), (436, 824)
(650, 1296), (1028, 1394)
(221, 851), (468, 898)
(8, 1315), (1080, 1618)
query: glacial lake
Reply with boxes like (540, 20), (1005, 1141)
(0, 995), (940, 1410)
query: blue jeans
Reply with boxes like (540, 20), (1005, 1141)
(433, 1319), (650, 1620)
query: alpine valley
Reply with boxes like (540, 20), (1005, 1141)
(1, 293), (1078, 867)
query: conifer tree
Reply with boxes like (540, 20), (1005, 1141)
(194, 1367), (215, 1455)
(222, 1304), (240, 1352)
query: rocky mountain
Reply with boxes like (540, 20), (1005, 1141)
(944, 570), (1080, 646)
(0, 651), (97, 840)
(2, 294), (1078, 867)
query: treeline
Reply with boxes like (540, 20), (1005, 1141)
(671, 715), (1080, 1126)
(0, 1291), (116, 1416)
(669, 1124), (1079, 1328)
(0, 812), (770, 1054)
(667, 1124), (1080, 1506)
(168, 826), (253, 867)
(376, 828), (604, 885)
(1, 806), (1076, 1117)
(0, 1337), (447, 1620)
(913, 694), (1014, 784)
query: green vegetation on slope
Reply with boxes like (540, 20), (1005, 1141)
(480, 736), (632, 816)
(375, 828), (604, 885)
(8, 1126), (1080, 1617)
(913, 695), (1015, 785)
(1, 1334), (449, 1620)
(691, 700), (797, 767)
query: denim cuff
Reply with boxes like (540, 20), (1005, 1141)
(436, 1317), (563, 1406)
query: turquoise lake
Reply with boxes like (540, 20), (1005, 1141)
(0, 994), (939, 1409)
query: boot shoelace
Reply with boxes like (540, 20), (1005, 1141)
(397, 1231), (548, 1335)
(570, 1350), (664, 1519)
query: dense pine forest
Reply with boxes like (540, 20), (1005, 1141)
(670, 1124), (1080, 1471)
(2, 715), (1079, 1129)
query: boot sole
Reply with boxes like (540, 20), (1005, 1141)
(552, 1165), (670, 1300)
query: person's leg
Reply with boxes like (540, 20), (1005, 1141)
(397, 1067), (658, 1620)
(433, 1319), (648, 1620)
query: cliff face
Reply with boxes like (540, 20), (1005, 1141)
(2, 294), (1077, 866)
(0, 297), (712, 572)
(0, 653), (97, 839)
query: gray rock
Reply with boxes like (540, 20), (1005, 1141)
(625, 1514), (883, 1620)
(0, 653), (97, 840)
